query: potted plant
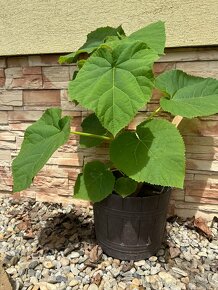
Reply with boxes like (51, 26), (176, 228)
(12, 21), (218, 261)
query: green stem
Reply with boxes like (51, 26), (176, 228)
(71, 130), (113, 141)
(146, 106), (161, 121)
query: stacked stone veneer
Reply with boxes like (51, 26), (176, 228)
(0, 48), (218, 220)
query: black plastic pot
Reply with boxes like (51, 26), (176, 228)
(93, 187), (171, 261)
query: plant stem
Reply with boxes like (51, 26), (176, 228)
(71, 130), (113, 141)
(146, 106), (161, 121)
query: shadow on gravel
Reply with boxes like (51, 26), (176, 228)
(37, 210), (96, 252)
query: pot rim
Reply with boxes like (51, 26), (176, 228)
(101, 186), (172, 202)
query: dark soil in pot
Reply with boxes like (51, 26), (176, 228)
(93, 184), (171, 261)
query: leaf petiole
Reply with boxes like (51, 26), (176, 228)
(71, 130), (113, 141)
(146, 106), (161, 121)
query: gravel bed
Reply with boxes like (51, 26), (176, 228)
(0, 196), (217, 290)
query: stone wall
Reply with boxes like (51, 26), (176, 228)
(0, 48), (218, 220)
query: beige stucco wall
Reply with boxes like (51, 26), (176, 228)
(0, 0), (218, 56)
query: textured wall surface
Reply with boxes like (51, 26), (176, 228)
(0, 48), (218, 220)
(0, 0), (218, 56)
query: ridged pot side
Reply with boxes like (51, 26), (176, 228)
(93, 188), (171, 261)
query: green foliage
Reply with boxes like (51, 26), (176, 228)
(69, 41), (158, 136)
(73, 173), (89, 200)
(59, 21), (165, 65)
(129, 21), (165, 54)
(74, 161), (115, 202)
(110, 119), (185, 188)
(12, 21), (218, 203)
(59, 26), (125, 64)
(114, 177), (138, 197)
(80, 113), (107, 148)
(156, 70), (218, 118)
(12, 109), (71, 192)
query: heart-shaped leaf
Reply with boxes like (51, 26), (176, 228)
(74, 160), (115, 202)
(69, 41), (158, 136)
(156, 70), (218, 118)
(110, 119), (185, 188)
(114, 177), (138, 197)
(12, 109), (71, 192)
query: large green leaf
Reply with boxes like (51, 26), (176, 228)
(80, 113), (107, 148)
(156, 70), (218, 118)
(59, 26), (125, 64)
(129, 21), (165, 54)
(114, 177), (138, 197)
(110, 119), (185, 188)
(12, 109), (71, 192)
(69, 41), (158, 136)
(74, 161), (115, 202)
